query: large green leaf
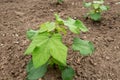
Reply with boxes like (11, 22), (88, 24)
(25, 32), (50, 55)
(72, 37), (94, 56)
(32, 46), (51, 68)
(75, 20), (88, 32)
(64, 18), (88, 34)
(26, 60), (47, 80)
(39, 22), (56, 33)
(64, 18), (79, 34)
(48, 33), (67, 66)
(25, 32), (67, 68)
(62, 66), (75, 80)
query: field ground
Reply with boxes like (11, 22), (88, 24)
(0, 0), (120, 80)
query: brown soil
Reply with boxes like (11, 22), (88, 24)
(0, 0), (120, 80)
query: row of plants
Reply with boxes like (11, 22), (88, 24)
(57, 0), (109, 21)
(24, 0), (109, 80)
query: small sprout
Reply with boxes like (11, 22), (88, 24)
(84, 0), (109, 21)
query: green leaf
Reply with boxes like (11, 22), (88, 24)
(100, 5), (108, 11)
(84, 2), (92, 8)
(58, 65), (66, 71)
(72, 37), (94, 56)
(90, 13), (101, 21)
(93, 3), (100, 9)
(55, 14), (64, 25)
(25, 32), (67, 68)
(32, 46), (51, 68)
(39, 22), (56, 33)
(56, 26), (67, 34)
(64, 18), (79, 34)
(57, 0), (63, 3)
(75, 20), (88, 32)
(26, 60), (47, 80)
(48, 34), (67, 66)
(25, 32), (50, 55)
(62, 66), (75, 80)
(26, 29), (38, 40)
(64, 18), (88, 33)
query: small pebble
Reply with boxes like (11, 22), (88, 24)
(105, 56), (110, 60)
(2, 33), (6, 36)
(15, 34), (19, 37)
(14, 41), (19, 44)
(15, 11), (24, 16)
(115, 2), (120, 5)
(72, 2), (74, 5)
(0, 44), (4, 46)
(50, 9), (54, 12)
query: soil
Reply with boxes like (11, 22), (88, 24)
(0, 0), (120, 80)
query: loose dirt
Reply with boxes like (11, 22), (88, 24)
(0, 0), (120, 80)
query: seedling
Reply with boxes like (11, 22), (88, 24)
(25, 14), (94, 80)
(84, 0), (109, 21)
(57, 0), (64, 4)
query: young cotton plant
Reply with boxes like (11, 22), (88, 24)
(84, 0), (109, 21)
(25, 14), (94, 80)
